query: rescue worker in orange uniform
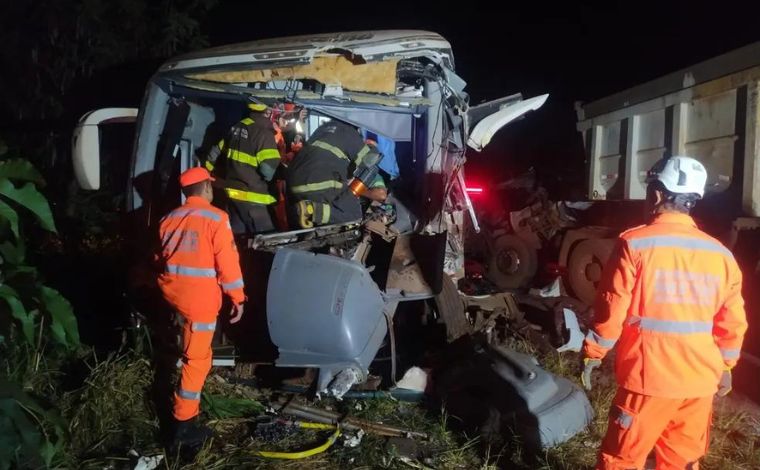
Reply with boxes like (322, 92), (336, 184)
(271, 103), (306, 230)
(272, 103), (305, 165)
(581, 156), (747, 470)
(157, 167), (246, 447)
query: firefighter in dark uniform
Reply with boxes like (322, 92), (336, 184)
(205, 102), (280, 234)
(286, 119), (387, 228)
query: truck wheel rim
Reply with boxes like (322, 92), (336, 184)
(497, 249), (521, 274)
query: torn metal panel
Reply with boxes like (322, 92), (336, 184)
(467, 94), (549, 151)
(164, 30), (453, 71)
(249, 221), (362, 252)
(434, 275), (472, 342)
(461, 292), (521, 317)
(187, 56), (400, 95)
(386, 234), (434, 297)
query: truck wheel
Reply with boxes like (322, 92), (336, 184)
(567, 238), (615, 305)
(487, 234), (538, 289)
(434, 275), (471, 342)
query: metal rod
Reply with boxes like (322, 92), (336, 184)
(274, 400), (428, 439)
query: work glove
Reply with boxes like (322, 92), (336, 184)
(717, 368), (732, 397)
(581, 358), (601, 391)
(230, 303), (245, 324)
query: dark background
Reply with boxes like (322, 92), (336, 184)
(3, 0), (760, 201)
(158, 1), (760, 197)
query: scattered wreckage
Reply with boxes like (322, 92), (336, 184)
(72, 30), (550, 393)
(73, 30), (594, 450)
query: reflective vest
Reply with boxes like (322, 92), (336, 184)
(205, 114), (280, 205)
(583, 212), (747, 398)
(157, 196), (245, 318)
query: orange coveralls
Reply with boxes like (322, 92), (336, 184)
(157, 196), (245, 421)
(583, 213), (746, 469)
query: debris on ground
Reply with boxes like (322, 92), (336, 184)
(394, 366), (428, 393)
(435, 338), (593, 450)
(386, 436), (419, 459)
(128, 450), (164, 470)
(342, 429), (365, 448)
(275, 399), (429, 439)
(556, 308), (584, 353)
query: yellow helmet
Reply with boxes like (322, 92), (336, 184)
(247, 102), (268, 112)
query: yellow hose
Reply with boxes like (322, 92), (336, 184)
(295, 421), (336, 430)
(253, 422), (341, 460)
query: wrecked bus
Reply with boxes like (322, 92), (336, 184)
(71, 31), (548, 397)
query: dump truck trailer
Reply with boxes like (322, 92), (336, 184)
(572, 40), (760, 388)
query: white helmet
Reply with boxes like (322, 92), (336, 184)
(646, 155), (707, 198)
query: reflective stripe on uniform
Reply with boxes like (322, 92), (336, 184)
(320, 203), (331, 225)
(165, 265), (216, 278)
(629, 316), (713, 334)
(720, 348), (741, 360)
(225, 188), (277, 205)
(166, 208), (221, 222)
(586, 329), (617, 348)
(227, 148), (281, 168)
(178, 389), (201, 400)
(355, 144), (370, 164)
(290, 180), (344, 194)
(311, 140), (349, 160)
(205, 140), (223, 171)
(241, 117), (255, 125)
(191, 321), (216, 332)
(256, 148), (281, 163)
(227, 148), (259, 167)
(222, 278), (244, 290)
(628, 236), (733, 257)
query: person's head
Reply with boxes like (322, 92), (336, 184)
(272, 103), (295, 128)
(247, 101), (270, 118)
(179, 167), (215, 203)
(645, 156), (707, 215)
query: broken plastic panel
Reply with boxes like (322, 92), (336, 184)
(487, 345), (593, 448)
(267, 248), (390, 395)
(556, 308), (584, 353)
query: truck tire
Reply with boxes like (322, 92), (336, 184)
(434, 275), (471, 342)
(566, 238), (615, 305)
(487, 234), (538, 289)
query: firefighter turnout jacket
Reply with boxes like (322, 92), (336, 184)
(286, 120), (385, 228)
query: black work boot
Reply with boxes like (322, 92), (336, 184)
(172, 417), (213, 451)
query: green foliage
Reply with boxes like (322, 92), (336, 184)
(0, 379), (67, 470)
(202, 394), (264, 420)
(0, 0), (218, 120)
(0, 143), (80, 468)
(0, 146), (75, 353)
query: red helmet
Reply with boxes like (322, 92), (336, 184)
(272, 102), (297, 121)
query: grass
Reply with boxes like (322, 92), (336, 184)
(60, 353), (162, 468)
(55, 341), (760, 469)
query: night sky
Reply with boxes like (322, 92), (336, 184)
(199, 0), (760, 197)
(8, 0), (760, 199)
